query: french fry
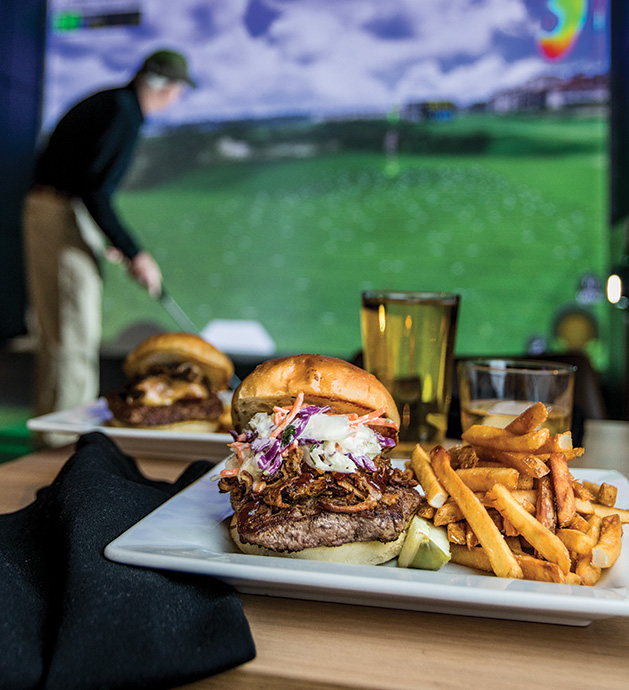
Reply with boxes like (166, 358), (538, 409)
(556, 528), (596, 556)
(549, 453), (576, 527)
(517, 475), (535, 490)
(587, 514), (603, 541)
(450, 544), (492, 572)
(579, 479), (617, 507)
(537, 432), (573, 454)
(565, 573), (583, 586)
(504, 489), (538, 506)
(488, 510), (503, 533)
(482, 490), (537, 514)
(455, 467), (519, 492)
(447, 522), (467, 545)
(436, 492), (523, 526)
(591, 514), (623, 568)
(487, 483), (571, 574)
(574, 497), (595, 516)
(597, 483), (618, 508)
(461, 426), (550, 453)
(453, 544), (567, 583)
(475, 447), (550, 478)
(414, 402), (624, 587)
(503, 517), (519, 538)
(431, 446), (523, 579)
(416, 500), (436, 520)
(504, 401), (548, 435)
(433, 501), (464, 526)
(569, 514), (591, 533)
(505, 536), (524, 553)
(438, 492), (516, 525)
(590, 503), (629, 524)
(537, 448), (584, 462)
(513, 552), (566, 584)
(536, 475), (556, 532)
(572, 481), (597, 502)
(582, 480), (601, 496)
(449, 444), (479, 469)
(410, 444), (448, 508)
(575, 516), (603, 586)
(466, 524), (479, 549)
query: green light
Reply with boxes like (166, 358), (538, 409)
(53, 12), (82, 32)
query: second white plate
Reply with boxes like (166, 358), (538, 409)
(27, 398), (232, 462)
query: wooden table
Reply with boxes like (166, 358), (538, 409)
(2, 421), (628, 690)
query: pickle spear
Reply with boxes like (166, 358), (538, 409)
(398, 515), (451, 570)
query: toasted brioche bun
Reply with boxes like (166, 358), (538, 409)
(123, 332), (234, 391)
(231, 353), (399, 432)
(229, 516), (406, 565)
(108, 418), (221, 433)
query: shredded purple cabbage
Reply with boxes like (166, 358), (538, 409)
(244, 404), (392, 478)
(348, 453), (378, 472)
(251, 437), (281, 474)
(291, 405), (331, 438)
(374, 430), (396, 449)
(250, 436), (276, 454)
(230, 428), (258, 443)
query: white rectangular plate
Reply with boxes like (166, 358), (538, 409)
(27, 399), (232, 462)
(105, 463), (629, 626)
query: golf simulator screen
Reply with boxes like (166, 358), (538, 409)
(43, 0), (612, 365)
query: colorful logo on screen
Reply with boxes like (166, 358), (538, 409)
(537, 0), (588, 60)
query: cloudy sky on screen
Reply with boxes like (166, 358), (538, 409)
(44, 0), (609, 129)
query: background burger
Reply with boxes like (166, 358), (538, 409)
(105, 332), (234, 432)
(218, 353), (420, 564)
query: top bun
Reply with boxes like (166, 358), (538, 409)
(231, 354), (399, 433)
(123, 332), (234, 391)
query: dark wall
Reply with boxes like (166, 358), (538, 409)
(611, 0), (629, 226)
(0, 0), (46, 340)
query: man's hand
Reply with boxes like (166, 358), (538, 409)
(129, 251), (162, 297)
(105, 246), (125, 265)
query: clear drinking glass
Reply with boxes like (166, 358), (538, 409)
(361, 290), (460, 455)
(457, 358), (576, 434)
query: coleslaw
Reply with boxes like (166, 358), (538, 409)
(222, 392), (398, 482)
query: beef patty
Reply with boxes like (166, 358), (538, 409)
(105, 391), (223, 426)
(233, 485), (421, 552)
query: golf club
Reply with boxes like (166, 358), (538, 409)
(158, 288), (241, 389)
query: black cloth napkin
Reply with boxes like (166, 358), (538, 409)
(0, 432), (256, 690)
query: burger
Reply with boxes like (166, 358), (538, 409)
(218, 354), (421, 564)
(104, 332), (234, 432)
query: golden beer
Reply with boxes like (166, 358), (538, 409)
(361, 291), (460, 456)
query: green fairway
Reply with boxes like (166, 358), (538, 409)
(103, 113), (610, 366)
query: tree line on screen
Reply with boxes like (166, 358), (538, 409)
(124, 113), (603, 190)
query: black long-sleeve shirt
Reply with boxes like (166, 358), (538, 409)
(34, 83), (144, 259)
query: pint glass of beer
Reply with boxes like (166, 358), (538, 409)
(360, 291), (460, 456)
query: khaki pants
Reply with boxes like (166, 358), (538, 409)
(22, 190), (104, 444)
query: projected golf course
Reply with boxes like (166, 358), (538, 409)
(103, 112), (608, 362)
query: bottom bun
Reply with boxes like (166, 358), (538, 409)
(108, 418), (220, 433)
(229, 517), (406, 565)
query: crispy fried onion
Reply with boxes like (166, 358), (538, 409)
(219, 446), (417, 514)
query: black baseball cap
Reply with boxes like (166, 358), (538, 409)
(140, 50), (197, 88)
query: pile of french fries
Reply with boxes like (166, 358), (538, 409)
(410, 402), (628, 585)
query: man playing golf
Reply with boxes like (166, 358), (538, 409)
(23, 50), (196, 445)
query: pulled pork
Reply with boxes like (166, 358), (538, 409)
(219, 447), (421, 552)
